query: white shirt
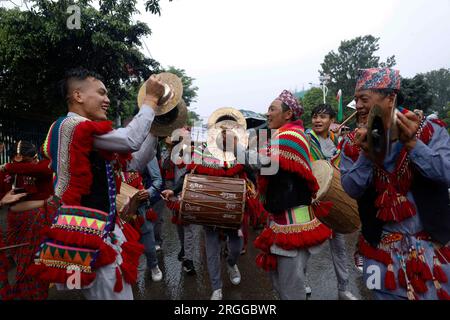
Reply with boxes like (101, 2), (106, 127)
(67, 105), (157, 172)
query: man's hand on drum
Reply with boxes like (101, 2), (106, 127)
(161, 189), (174, 201)
(354, 127), (369, 156)
(143, 74), (166, 110)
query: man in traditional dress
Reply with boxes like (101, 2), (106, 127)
(28, 67), (166, 300)
(253, 90), (332, 300)
(305, 104), (358, 300)
(340, 68), (450, 300)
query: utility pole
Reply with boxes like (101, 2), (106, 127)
(319, 74), (331, 104)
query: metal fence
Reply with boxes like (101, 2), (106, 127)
(0, 113), (53, 164)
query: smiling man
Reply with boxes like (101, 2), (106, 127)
(305, 104), (357, 300)
(340, 68), (450, 300)
(29, 68), (166, 300)
(254, 90), (332, 300)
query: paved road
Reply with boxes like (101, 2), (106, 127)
(43, 204), (372, 300)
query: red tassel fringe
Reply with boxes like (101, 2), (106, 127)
(437, 288), (450, 300)
(187, 163), (244, 177)
(246, 195), (270, 227)
(171, 214), (182, 225)
(44, 227), (117, 269)
(120, 241), (144, 285)
(398, 268), (407, 288)
(436, 247), (450, 265)
(311, 201), (333, 219)
(145, 209), (158, 222)
(61, 120), (113, 205)
(420, 261), (433, 281)
(26, 264), (97, 287)
(122, 223), (141, 243)
(410, 276), (428, 294)
(114, 267), (123, 293)
(254, 222), (331, 253)
(384, 266), (397, 291)
(375, 189), (416, 223)
(433, 264), (448, 283)
(358, 236), (393, 266)
(255, 253), (278, 272)
(166, 200), (180, 212)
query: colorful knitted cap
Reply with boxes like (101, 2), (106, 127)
(266, 121), (319, 196)
(277, 90), (304, 119)
(355, 68), (401, 92)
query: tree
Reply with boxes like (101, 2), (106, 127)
(299, 87), (356, 129)
(187, 110), (201, 127)
(319, 35), (396, 105)
(165, 66), (199, 107)
(0, 0), (166, 119)
(163, 66), (199, 127)
(422, 68), (450, 117)
(145, 0), (172, 15)
(301, 87), (334, 128)
(400, 74), (433, 113)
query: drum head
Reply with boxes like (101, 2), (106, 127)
(311, 160), (333, 201)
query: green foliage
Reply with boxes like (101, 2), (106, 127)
(187, 110), (201, 127)
(422, 68), (450, 117)
(0, 0), (163, 119)
(300, 87), (354, 129)
(441, 104), (450, 134)
(163, 66), (199, 127)
(319, 35), (396, 106)
(400, 74), (433, 113)
(145, 0), (172, 16)
(165, 66), (199, 107)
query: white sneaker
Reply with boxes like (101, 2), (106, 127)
(210, 288), (223, 300)
(338, 290), (358, 300)
(227, 264), (241, 285)
(305, 285), (312, 295)
(354, 252), (364, 273)
(151, 266), (163, 282)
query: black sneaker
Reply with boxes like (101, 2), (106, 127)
(182, 259), (196, 275)
(178, 247), (185, 261)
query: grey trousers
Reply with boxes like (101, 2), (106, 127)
(152, 198), (165, 246)
(303, 233), (350, 292)
(270, 249), (311, 300)
(204, 226), (243, 291)
(177, 223), (200, 261)
(329, 232), (350, 291)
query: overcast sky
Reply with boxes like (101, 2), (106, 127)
(135, 0), (450, 120)
(4, 0), (448, 119)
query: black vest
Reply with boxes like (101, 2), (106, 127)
(264, 169), (312, 215)
(80, 152), (111, 214)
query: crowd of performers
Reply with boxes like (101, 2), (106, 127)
(0, 67), (449, 301)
